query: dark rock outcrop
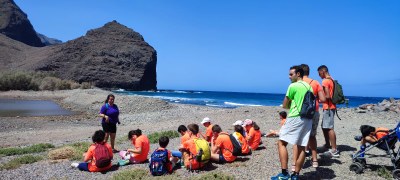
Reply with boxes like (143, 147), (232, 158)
(37, 33), (62, 46)
(0, 0), (44, 47)
(34, 21), (157, 90)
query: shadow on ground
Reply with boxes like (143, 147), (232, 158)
(302, 167), (336, 179)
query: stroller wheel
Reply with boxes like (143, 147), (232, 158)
(349, 162), (363, 174)
(354, 158), (366, 167)
(393, 169), (400, 179)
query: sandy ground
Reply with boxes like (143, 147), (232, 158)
(0, 89), (399, 179)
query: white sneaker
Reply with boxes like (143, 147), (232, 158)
(320, 149), (340, 158)
(71, 162), (79, 168)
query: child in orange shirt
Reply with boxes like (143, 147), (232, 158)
(119, 129), (150, 164)
(243, 119), (262, 150)
(201, 117), (214, 142)
(233, 125), (251, 155)
(210, 124), (236, 163)
(71, 130), (113, 172)
(179, 124), (209, 170)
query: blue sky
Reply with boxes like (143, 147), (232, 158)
(15, 0), (400, 98)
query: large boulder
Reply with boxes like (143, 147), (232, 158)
(34, 21), (157, 90)
(0, 0), (44, 47)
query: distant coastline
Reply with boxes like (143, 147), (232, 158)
(113, 89), (393, 108)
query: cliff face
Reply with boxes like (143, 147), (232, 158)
(0, 0), (158, 91)
(35, 21), (157, 90)
(0, 0), (44, 47)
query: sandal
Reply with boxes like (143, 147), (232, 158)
(312, 161), (319, 168)
(291, 164), (296, 172)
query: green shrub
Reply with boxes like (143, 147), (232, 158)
(377, 166), (392, 179)
(0, 71), (91, 91)
(80, 82), (92, 89)
(0, 155), (43, 170)
(112, 168), (149, 180)
(148, 130), (180, 144)
(39, 76), (59, 90)
(0, 143), (54, 156)
(0, 71), (38, 90)
(69, 142), (91, 160)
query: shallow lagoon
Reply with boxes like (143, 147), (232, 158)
(0, 99), (72, 117)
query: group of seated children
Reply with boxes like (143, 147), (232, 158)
(71, 117), (263, 175)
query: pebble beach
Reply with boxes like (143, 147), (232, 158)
(0, 89), (398, 180)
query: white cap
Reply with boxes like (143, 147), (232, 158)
(201, 117), (211, 124)
(232, 120), (243, 126)
(243, 119), (253, 126)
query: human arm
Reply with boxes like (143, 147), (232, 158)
(364, 135), (378, 144)
(246, 128), (255, 141)
(127, 146), (142, 154)
(212, 143), (220, 154)
(317, 89), (326, 103)
(83, 145), (94, 162)
(282, 96), (291, 109)
(99, 105), (110, 123)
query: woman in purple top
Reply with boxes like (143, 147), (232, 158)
(99, 94), (120, 152)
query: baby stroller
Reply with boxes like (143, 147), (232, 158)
(350, 122), (400, 179)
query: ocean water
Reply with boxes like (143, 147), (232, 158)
(113, 89), (390, 109)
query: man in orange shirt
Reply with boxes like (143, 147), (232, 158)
(71, 130), (113, 172)
(119, 129), (150, 163)
(201, 117), (214, 142)
(318, 65), (339, 157)
(210, 124), (236, 163)
(179, 124), (206, 170)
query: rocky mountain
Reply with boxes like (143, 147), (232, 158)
(0, 0), (44, 47)
(34, 21), (157, 90)
(0, 0), (157, 91)
(37, 33), (62, 46)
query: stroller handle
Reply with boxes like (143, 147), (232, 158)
(394, 122), (400, 141)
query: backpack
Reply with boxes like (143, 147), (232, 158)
(295, 82), (316, 119)
(193, 138), (211, 164)
(94, 143), (112, 168)
(229, 134), (243, 156)
(330, 79), (345, 104)
(149, 149), (169, 176)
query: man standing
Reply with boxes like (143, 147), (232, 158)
(271, 65), (313, 180)
(317, 65), (339, 157)
(291, 64), (326, 169)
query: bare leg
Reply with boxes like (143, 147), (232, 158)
(294, 145), (306, 173)
(277, 140), (288, 169)
(110, 133), (116, 150)
(308, 135), (318, 162)
(322, 128), (330, 147)
(292, 145), (298, 167)
(328, 129), (337, 150)
(104, 132), (110, 144)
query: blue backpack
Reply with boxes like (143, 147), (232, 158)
(149, 149), (169, 176)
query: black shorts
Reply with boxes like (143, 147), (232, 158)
(102, 123), (117, 133)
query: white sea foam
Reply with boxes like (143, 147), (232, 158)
(224, 102), (263, 107)
(206, 104), (226, 108)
